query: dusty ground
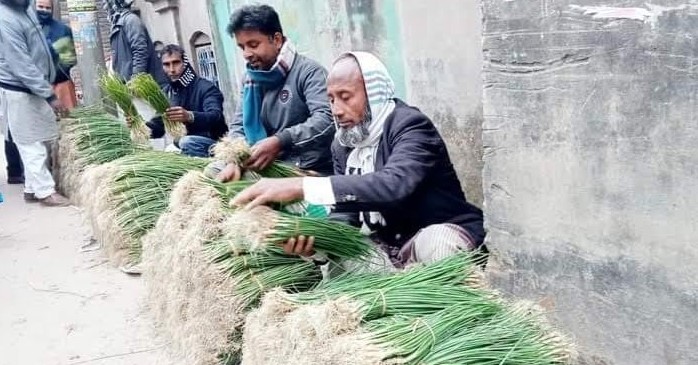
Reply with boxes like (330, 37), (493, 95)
(0, 140), (172, 365)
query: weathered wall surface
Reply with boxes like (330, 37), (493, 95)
(481, 1), (698, 364)
(178, 0), (214, 58)
(135, 0), (180, 46)
(209, 0), (485, 205)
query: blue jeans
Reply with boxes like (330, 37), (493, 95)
(177, 135), (216, 157)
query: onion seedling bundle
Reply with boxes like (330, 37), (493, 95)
(420, 308), (573, 365)
(222, 206), (375, 262)
(364, 302), (504, 364)
(212, 137), (304, 178)
(129, 73), (186, 138)
(62, 113), (137, 166)
(242, 253), (573, 365)
(109, 151), (210, 260)
(99, 73), (151, 145)
(205, 235), (321, 309)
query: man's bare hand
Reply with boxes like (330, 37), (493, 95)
(50, 99), (68, 118)
(217, 162), (242, 182)
(230, 177), (304, 210)
(165, 107), (192, 124)
(246, 136), (282, 171)
(281, 235), (315, 257)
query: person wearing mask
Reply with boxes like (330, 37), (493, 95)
(36, 0), (78, 109)
(0, 0), (70, 206)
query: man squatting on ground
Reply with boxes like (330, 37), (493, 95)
(142, 44), (228, 158)
(0, 0), (70, 207)
(229, 52), (486, 269)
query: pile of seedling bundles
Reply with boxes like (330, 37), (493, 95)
(58, 73), (575, 364)
(244, 253), (574, 365)
(58, 73), (208, 265)
(140, 138), (575, 365)
(140, 138), (364, 365)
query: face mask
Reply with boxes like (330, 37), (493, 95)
(36, 10), (52, 24)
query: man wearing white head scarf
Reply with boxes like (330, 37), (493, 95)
(231, 52), (485, 269)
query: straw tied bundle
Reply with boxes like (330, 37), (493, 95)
(79, 151), (209, 265)
(142, 170), (377, 365)
(243, 253), (575, 365)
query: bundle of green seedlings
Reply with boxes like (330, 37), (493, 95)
(63, 109), (137, 166)
(142, 171), (239, 365)
(242, 253), (572, 365)
(57, 106), (137, 198)
(193, 197), (376, 363)
(220, 204), (375, 263)
(212, 137), (304, 178)
(129, 73), (186, 138)
(108, 151), (210, 263)
(418, 307), (573, 365)
(142, 171), (329, 365)
(99, 73), (151, 145)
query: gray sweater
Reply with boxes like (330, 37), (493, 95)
(228, 54), (335, 174)
(0, 1), (56, 101)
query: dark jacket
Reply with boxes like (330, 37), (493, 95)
(109, 12), (165, 83)
(228, 54), (335, 175)
(147, 76), (227, 140)
(330, 99), (485, 248)
(41, 17), (76, 84)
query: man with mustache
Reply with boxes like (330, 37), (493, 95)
(230, 52), (486, 269)
(0, 0), (70, 207)
(214, 4), (334, 180)
(143, 44), (227, 157)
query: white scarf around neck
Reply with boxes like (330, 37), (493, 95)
(339, 52), (396, 227)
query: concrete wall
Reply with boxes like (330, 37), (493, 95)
(134, 0), (180, 46)
(178, 0), (214, 60)
(481, 1), (698, 364)
(209, 0), (485, 205)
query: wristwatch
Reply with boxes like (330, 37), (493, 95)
(187, 111), (195, 123)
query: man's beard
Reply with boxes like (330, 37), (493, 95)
(335, 105), (372, 148)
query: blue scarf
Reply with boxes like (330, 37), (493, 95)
(242, 41), (296, 145)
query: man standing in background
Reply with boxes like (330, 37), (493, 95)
(104, 0), (165, 84)
(0, 0), (70, 207)
(36, 0), (78, 109)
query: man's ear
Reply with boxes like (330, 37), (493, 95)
(272, 32), (284, 50)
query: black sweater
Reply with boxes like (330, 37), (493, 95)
(148, 77), (227, 140)
(330, 99), (485, 247)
